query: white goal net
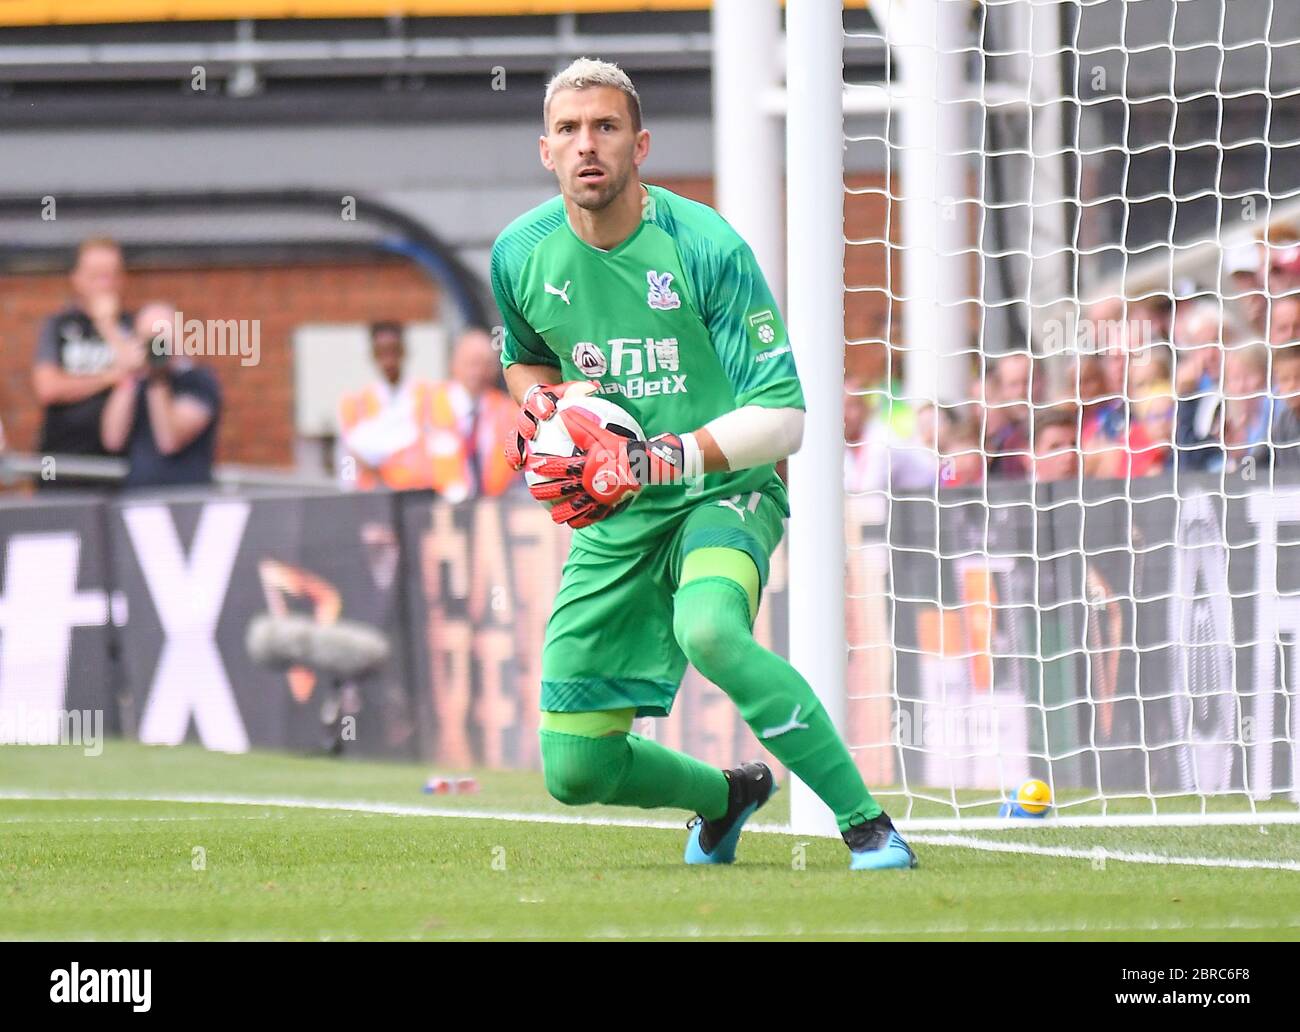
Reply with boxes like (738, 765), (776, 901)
(829, 0), (1300, 824)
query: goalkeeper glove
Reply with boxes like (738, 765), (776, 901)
(521, 408), (695, 529)
(549, 408), (691, 516)
(504, 379), (599, 472)
(522, 466), (613, 529)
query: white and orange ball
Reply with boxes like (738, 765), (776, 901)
(524, 390), (645, 509)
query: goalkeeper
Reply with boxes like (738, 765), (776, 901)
(493, 58), (916, 870)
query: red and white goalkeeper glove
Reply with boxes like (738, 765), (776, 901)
(528, 408), (693, 527)
(504, 379), (599, 471)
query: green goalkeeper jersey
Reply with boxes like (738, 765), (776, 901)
(491, 183), (805, 556)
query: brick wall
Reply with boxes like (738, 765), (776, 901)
(1, 175), (897, 475)
(0, 259), (439, 471)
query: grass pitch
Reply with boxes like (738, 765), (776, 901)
(1, 742), (1298, 941)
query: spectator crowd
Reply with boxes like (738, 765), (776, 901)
(20, 230), (1300, 500)
(846, 225), (1300, 492)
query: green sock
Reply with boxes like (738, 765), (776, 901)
(620, 732), (730, 816)
(673, 566), (883, 832)
(539, 711), (729, 819)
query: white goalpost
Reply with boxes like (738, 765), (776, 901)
(731, 0), (1300, 832)
(784, 0), (850, 838)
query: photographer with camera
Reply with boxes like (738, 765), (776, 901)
(100, 301), (222, 490)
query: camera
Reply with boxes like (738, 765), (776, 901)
(146, 330), (171, 370)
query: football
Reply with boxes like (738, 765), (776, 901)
(524, 391), (646, 507)
(998, 778), (1053, 819)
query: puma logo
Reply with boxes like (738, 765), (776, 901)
(545, 280), (572, 305)
(759, 705), (809, 740)
(718, 499), (747, 521)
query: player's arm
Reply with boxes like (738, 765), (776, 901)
(503, 363), (602, 471)
(559, 404), (803, 503)
(688, 406), (805, 474)
(491, 233), (568, 401)
(555, 240), (806, 512)
(504, 362), (560, 406)
(685, 238), (807, 472)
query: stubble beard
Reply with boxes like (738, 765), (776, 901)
(568, 162), (632, 213)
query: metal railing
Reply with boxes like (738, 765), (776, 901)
(0, 451), (340, 492)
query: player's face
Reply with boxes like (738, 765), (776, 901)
(541, 87), (649, 212)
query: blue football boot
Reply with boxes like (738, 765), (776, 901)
(684, 761), (778, 865)
(844, 811), (918, 870)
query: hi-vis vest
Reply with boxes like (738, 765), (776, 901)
(424, 383), (517, 500)
(337, 381), (437, 491)
(337, 381), (516, 497)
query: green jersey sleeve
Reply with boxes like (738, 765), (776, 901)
(490, 236), (557, 370)
(703, 242), (805, 410)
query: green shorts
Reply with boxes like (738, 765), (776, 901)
(540, 489), (786, 717)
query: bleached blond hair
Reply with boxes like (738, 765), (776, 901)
(544, 57), (642, 132)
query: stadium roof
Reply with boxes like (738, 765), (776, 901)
(4, 1), (727, 28)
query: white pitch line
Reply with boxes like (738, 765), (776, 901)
(900, 811), (1300, 831)
(1, 791), (1297, 871)
(0, 814), (287, 824)
(910, 833), (1300, 872)
(0, 790), (695, 830)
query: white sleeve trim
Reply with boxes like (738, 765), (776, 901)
(700, 405), (805, 472)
